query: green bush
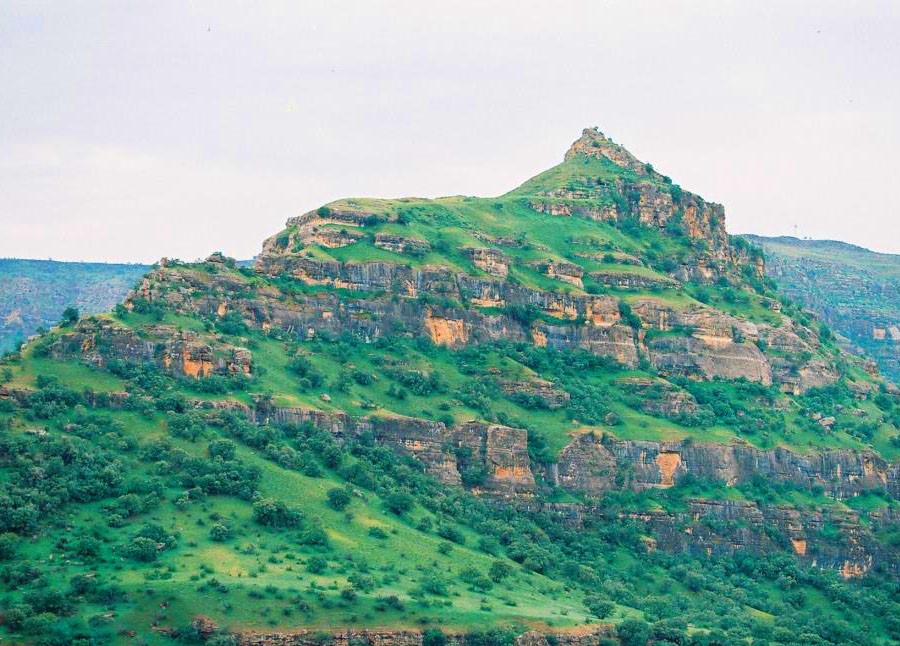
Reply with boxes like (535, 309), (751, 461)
(326, 487), (352, 511)
(618, 619), (651, 646)
(252, 498), (304, 528)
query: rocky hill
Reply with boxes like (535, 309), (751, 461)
(0, 259), (149, 352)
(1, 129), (899, 645)
(743, 236), (900, 385)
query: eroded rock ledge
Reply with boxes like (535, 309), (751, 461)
(236, 628), (614, 646)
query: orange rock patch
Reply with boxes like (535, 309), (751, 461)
(655, 451), (682, 487)
(182, 351), (213, 378)
(424, 312), (468, 346)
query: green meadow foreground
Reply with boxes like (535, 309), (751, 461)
(1, 129), (899, 645)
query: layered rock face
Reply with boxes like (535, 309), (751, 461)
(536, 499), (898, 578)
(47, 318), (252, 378)
(127, 254), (835, 392)
(550, 433), (898, 500)
(132, 260), (641, 368)
(236, 628), (614, 646)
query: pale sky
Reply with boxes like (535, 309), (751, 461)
(1, 1), (898, 262)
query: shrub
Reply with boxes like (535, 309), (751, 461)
(436, 522), (465, 545)
(216, 311), (249, 336)
(209, 523), (232, 542)
(60, 306), (80, 326)
(420, 575), (448, 596)
(287, 356), (325, 390)
(306, 556), (327, 574)
(617, 619), (651, 646)
(252, 498), (304, 528)
(0, 532), (18, 560)
(208, 439), (237, 461)
(585, 595), (615, 619)
(459, 566), (493, 592)
(326, 487), (351, 511)
(423, 628), (447, 646)
(384, 491), (414, 515)
(488, 560), (513, 583)
(120, 536), (161, 562)
(618, 301), (642, 329)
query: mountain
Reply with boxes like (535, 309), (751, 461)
(0, 259), (149, 352)
(743, 236), (900, 384)
(1, 128), (899, 646)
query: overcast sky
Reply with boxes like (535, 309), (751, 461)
(1, 1), (898, 262)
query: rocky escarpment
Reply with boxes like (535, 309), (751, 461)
(222, 398), (536, 496)
(745, 235), (900, 385)
(236, 628), (615, 646)
(3, 376), (895, 578)
(128, 261), (641, 368)
(39, 270), (895, 576)
(537, 498), (898, 578)
(631, 297), (838, 391)
(554, 128), (730, 261)
(46, 318), (252, 377)
(125, 257), (838, 392)
(552, 432), (898, 499)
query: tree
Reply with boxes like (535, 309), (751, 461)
(208, 439), (236, 461)
(121, 536), (160, 562)
(252, 497), (303, 528)
(306, 556), (327, 574)
(384, 491), (414, 515)
(488, 560), (512, 583)
(422, 628), (447, 646)
(585, 595), (615, 619)
(209, 523), (232, 542)
(326, 487), (351, 511)
(60, 306), (80, 326)
(618, 619), (651, 646)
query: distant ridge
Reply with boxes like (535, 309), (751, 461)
(744, 235), (900, 383)
(0, 259), (150, 352)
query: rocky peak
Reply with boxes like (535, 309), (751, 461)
(564, 127), (654, 176)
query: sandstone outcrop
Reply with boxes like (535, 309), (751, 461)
(236, 627), (615, 646)
(463, 247), (509, 278)
(47, 319), (252, 378)
(374, 233), (431, 256)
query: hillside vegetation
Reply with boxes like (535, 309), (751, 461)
(1, 129), (899, 646)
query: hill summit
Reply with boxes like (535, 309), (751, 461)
(1, 129), (899, 645)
